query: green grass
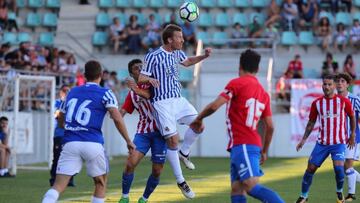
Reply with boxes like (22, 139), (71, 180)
(1, 157), (360, 203)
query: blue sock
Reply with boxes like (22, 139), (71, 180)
(301, 171), (314, 197)
(231, 194), (247, 203)
(334, 165), (345, 192)
(143, 174), (160, 199)
(248, 184), (285, 203)
(122, 173), (134, 195)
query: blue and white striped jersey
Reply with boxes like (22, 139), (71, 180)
(141, 47), (188, 102)
(346, 92), (360, 143)
(60, 82), (118, 144)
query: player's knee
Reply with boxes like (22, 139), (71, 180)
(151, 165), (164, 177)
(125, 161), (136, 173)
(166, 136), (179, 149)
(242, 178), (258, 192)
(93, 176), (106, 188)
(306, 164), (317, 173)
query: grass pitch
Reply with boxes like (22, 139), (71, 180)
(1, 157), (359, 203)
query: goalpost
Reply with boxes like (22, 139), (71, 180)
(0, 74), (56, 175)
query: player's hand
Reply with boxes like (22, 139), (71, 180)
(127, 141), (136, 154)
(204, 48), (212, 57)
(125, 77), (137, 91)
(347, 133), (356, 149)
(296, 139), (306, 152)
(260, 151), (267, 165)
(148, 78), (160, 88)
(190, 118), (204, 133)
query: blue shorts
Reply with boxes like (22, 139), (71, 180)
(230, 144), (264, 183)
(309, 143), (346, 167)
(133, 131), (167, 164)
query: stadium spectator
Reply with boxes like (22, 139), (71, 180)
(322, 52), (339, 77)
(263, 22), (279, 47)
(287, 54), (303, 78)
(0, 116), (13, 177)
(49, 85), (75, 187)
(350, 19), (360, 50)
(75, 69), (85, 86)
(230, 22), (247, 48)
(143, 14), (161, 49)
(298, 0), (318, 30)
(265, 0), (281, 27)
(317, 16), (332, 51)
(109, 17), (127, 54)
(249, 16), (263, 47)
(0, 0), (8, 31)
(100, 69), (109, 87)
(334, 23), (348, 52)
(281, 0), (299, 31)
(335, 0), (352, 13)
(162, 13), (179, 28)
(57, 50), (68, 73)
(343, 54), (356, 79)
(0, 42), (10, 59)
(181, 21), (197, 52)
(276, 69), (293, 102)
(126, 15), (143, 55)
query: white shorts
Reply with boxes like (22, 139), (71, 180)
(152, 97), (197, 138)
(345, 143), (360, 161)
(56, 141), (109, 177)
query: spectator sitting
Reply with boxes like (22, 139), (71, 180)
(298, 0), (318, 30)
(265, 0), (281, 27)
(317, 16), (332, 51)
(67, 54), (78, 74)
(143, 14), (161, 49)
(322, 52), (338, 77)
(0, 42), (10, 59)
(162, 13), (179, 28)
(126, 15), (143, 54)
(281, 0), (299, 31)
(287, 54), (303, 78)
(0, 116), (13, 177)
(181, 21), (197, 52)
(343, 54), (356, 79)
(350, 19), (360, 50)
(230, 22), (247, 48)
(109, 17), (127, 53)
(263, 22), (279, 47)
(335, 0), (352, 13)
(334, 23), (348, 52)
(0, 0), (8, 31)
(249, 16), (263, 47)
(276, 69), (293, 102)
(100, 69), (110, 87)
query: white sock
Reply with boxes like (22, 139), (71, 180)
(0, 169), (5, 176)
(346, 168), (357, 194)
(91, 196), (104, 203)
(122, 194), (129, 198)
(3, 168), (8, 173)
(42, 188), (59, 203)
(355, 169), (360, 182)
(166, 148), (185, 183)
(180, 128), (201, 156)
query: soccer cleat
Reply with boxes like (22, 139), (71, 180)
(0, 172), (15, 178)
(118, 197), (129, 203)
(295, 196), (308, 203)
(179, 151), (195, 170)
(137, 197), (147, 203)
(345, 194), (356, 201)
(337, 192), (345, 203)
(177, 181), (195, 199)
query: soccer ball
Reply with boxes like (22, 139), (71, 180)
(179, 2), (199, 22)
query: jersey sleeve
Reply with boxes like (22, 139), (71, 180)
(178, 50), (188, 63)
(121, 92), (135, 114)
(308, 100), (318, 121)
(344, 97), (355, 117)
(59, 99), (66, 113)
(353, 97), (360, 115)
(141, 52), (155, 76)
(102, 89), (119, 108)
(219, 80), (235, 101)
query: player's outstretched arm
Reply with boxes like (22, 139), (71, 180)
(261, 116), (274, 164)
(296, 120), (316, 151)
(126, 78), (151, 99)
(108, 107), (135, 152)
(138, 74), (159, 88)
(181, 48), (212, 67)
(58, 112), (65, 129)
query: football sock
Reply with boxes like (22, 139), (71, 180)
(166, 148), (185, 183)
(122, 173), (134, 196)
(143, 174), (160, 199)
(346, 168), (356, 194)
(354, 169), (360, 182)
(248, 184), (285, 203)
(91, 196), (104, 203)
(42, 188), (59, 203)
(231, 194), (247, 203)
(301, 171), (314, 197)
(180, 128), (201, 155)
(334, 165), (345, 192)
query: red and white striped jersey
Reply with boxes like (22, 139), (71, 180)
(122, 84), (157, 133)
(309, 95), (354, 145)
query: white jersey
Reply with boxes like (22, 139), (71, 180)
(141, 47), (187, 102)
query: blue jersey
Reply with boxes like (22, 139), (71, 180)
(54, 99), (65, 138)
(346, 93), (360, 143)
(60, 82), (118, 144)
(141, 47), (187, 102)
(0, 131), (5, 142)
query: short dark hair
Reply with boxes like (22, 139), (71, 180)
(240, 49), (261, 73)
(84, 60), (102, 81)
(0, 116), (8, 122)
(128, 59), (142, 74)
(322, 74), (335, 81)
(336, 73), (352, 84)
(162, 24), (182, 44)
